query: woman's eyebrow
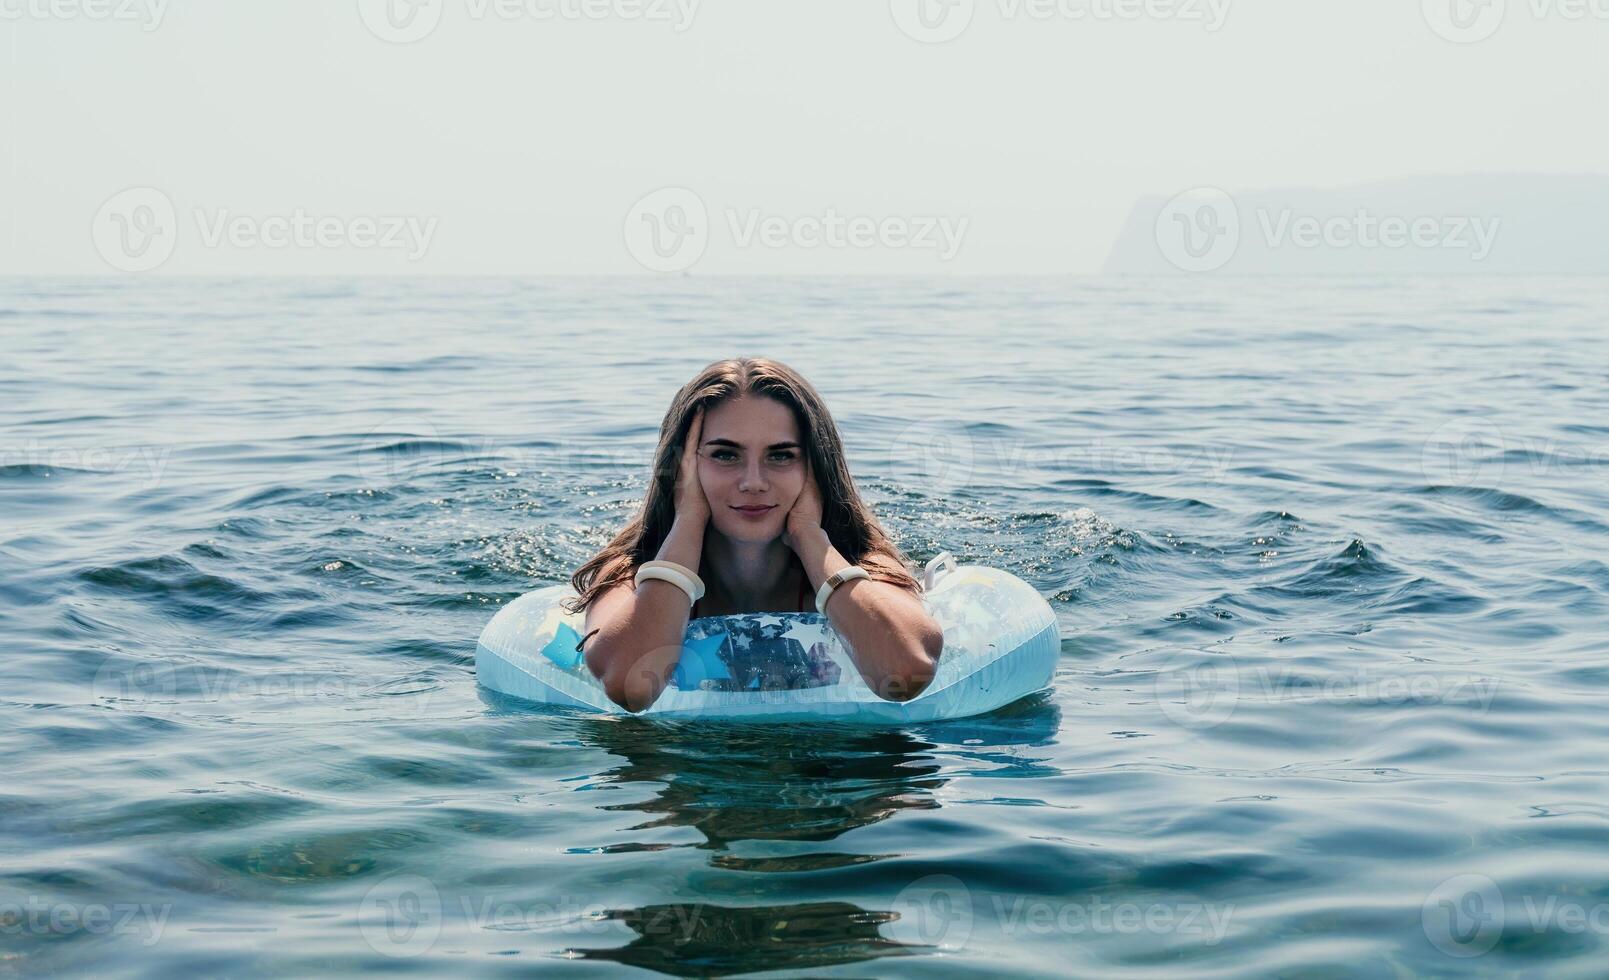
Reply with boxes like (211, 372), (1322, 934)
(703, 438), (801, 450)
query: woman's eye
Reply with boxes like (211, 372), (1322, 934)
(709, 450), (796, 464)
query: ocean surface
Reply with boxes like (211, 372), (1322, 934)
(3, 276), (1607, 977)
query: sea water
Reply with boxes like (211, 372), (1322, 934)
(3, 276), (1606, 976)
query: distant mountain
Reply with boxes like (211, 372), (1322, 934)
(1101, 174), (1609, 275)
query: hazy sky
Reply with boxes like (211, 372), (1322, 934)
(3, 0), (1605, 274)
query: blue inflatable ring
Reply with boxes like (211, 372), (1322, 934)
(475, 553), (1059, 723)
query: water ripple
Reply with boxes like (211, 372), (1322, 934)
(3, 277), (1607, 975)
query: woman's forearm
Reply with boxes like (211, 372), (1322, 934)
(656, 516), (705, 570)
(790, 527), (943, 701)
(595, 517), (705, 711)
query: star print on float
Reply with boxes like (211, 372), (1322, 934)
(678, 613), (842, 693)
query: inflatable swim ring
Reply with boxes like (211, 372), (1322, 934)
(475, 553), (1059, 723)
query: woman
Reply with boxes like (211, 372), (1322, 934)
(564, 357), (944, 712)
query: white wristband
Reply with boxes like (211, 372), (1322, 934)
(635, 564), (701, 605)
(637, 560), (705, 598)
(815, 566), (871, 616)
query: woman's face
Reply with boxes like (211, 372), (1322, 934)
(696, 395), (806, 543)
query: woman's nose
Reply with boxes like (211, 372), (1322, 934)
(739, 460), (767, 491)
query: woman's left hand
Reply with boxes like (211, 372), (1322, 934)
(781, 456), (824, 553)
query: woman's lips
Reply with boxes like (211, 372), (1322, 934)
(732, 505), (777, 519)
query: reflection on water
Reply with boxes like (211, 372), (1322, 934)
(564, 901), (913, 977)
(580, 721), (943, 851)
(536, 700), (1062, 974)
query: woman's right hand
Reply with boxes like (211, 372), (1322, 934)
(673, 406), (711, 530)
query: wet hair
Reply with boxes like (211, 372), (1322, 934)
(562, 356), (922, 615)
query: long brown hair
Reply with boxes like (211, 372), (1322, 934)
(562, 357), (922, 615)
